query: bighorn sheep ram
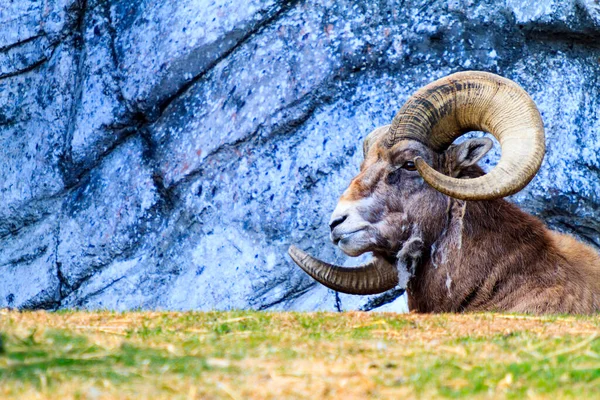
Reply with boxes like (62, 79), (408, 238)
(289, 71), (600, 314)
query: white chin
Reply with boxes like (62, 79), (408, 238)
(338, 232), (372, 257)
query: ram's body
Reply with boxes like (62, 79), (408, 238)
(289, 71), (600, 315)
(405, 165), (600, 314)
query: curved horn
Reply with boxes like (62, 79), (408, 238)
(385, 71), (545, 200)
(288, 245), (398, 295)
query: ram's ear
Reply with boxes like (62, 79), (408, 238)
(446, 138), (493, 175)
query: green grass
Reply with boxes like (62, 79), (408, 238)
(0, 310), (599, 399)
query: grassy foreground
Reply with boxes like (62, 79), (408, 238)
(0, 310), (599, 399)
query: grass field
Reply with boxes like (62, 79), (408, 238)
(0, 310), (599, 399)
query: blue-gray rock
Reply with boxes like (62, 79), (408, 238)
(0, 0), (599, 311)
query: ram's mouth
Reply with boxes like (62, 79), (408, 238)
(331, 228), (365, 245)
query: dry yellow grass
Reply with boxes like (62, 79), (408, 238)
(1, 310), (599, 399)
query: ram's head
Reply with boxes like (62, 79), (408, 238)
(289, 71), (545, 295)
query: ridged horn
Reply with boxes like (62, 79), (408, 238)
(288, 245), (398, 295)
(385, 71), (545, 200)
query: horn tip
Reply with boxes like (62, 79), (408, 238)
(414, 156), (430, 174)
(288, 244), (305, 264)
(288, 244), (299, 255)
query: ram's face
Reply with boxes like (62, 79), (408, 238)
(329, 137), (445, 258)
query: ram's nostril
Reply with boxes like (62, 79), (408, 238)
(329, 215), (348, 232)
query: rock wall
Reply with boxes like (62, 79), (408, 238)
(1, 0), (599, 311)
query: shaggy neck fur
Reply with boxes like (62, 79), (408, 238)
(406, 167), (600, 314)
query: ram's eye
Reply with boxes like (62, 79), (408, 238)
(401, 161), (417, 171)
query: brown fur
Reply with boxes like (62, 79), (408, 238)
(336, 138), (600, 314)
(408, 195), (600, 314)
